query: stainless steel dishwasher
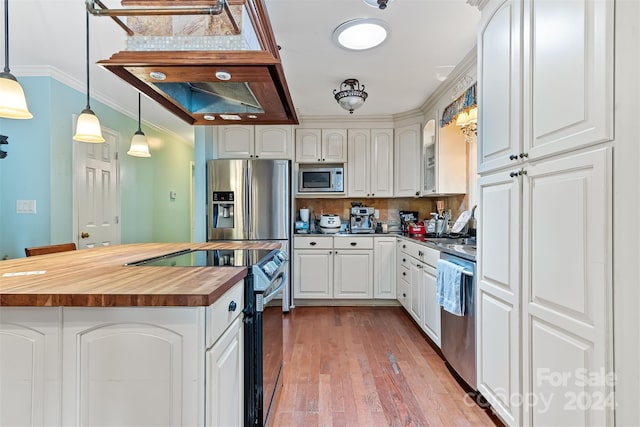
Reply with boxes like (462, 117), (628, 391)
(439, 251), (476, 390)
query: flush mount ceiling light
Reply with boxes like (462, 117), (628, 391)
(333, 79), (368, 114)
(362, 0), (395, 10)
(149, 71), (166, 81)
(0, 0), (33, 119)
(73, 11), (104, 143)
(127, 93), (151, 157)
(333, 19), (389, 51)
(215, 71), (231, 81)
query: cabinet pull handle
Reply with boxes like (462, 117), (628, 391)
(403, 293), (407, 298)
(403, 258), (406, 262)
(417, 264), (422, 269)
(329, 250), (332, 254)
(509, 154), (518, 160)
(402, 272), (406, 276)
(415, 191), (419, 196)
(228, 301), (237, 312)
(520, 169), (528, 176)
(509, 171), (519, 178)
(350, 242), (357, 246)
(418, 251), (424, 257)
(334, 250), (338, 254)
(402, 244), (406, 249)
(322, 158), (326, 161)
(371, 193), (375, 196)
(317, 158), (321, 161)
(519, 153), (529, 158)
(309, 241), (317, 246)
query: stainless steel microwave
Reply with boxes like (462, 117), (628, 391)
(298, 165), (344, 193)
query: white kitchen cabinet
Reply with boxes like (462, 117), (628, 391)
(521, 0), (613, 162)
(521, 148), (612, 427)
(477, 0), (614, 425)
(217, 125), (292, 159)
(422, 116), (467, 196)
(333, 249), (373, 299)
(61, 307), (204, 427)
(477, 0), (522, 174)
(374, 236), (396, 299)
(421, 262), (441, 348)
(295, 128), (347, 163)
(0, 308), (61, 427)
(347, 129), (394, 197)
(394, 123), (421, 197)
(408, 259), (423, 325)
(293, 236), (334, 301)
(477, 169), (521, 426)
(206, 316), (243, 427)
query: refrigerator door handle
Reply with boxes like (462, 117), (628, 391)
(246, 163), (253, 238)
(244, 164), (251, 240)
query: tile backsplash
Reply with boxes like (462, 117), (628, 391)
(295, 195), (469, 226)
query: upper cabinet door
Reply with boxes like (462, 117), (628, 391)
(321, 129), (348, 163)
(422, 118), (437, 195)
(347, 129), (370, 197)
(477, 0), (523, 174)
(522, 0), (613, 160)
(370, 129), (394, 197)
(295, 129), (322, 163)
(218, 126), (255, 159)
(394, 124), (421, 197)
(254, 125), (292, 159)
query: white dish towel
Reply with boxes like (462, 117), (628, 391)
(436, 259), (466, 316)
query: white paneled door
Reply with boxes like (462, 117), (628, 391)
(75, 127), (120, 249)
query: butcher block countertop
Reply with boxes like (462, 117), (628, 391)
(0, 242), (281, 307)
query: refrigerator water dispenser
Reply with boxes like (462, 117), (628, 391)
(211, 191), (235, 229)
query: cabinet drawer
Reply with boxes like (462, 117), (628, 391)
(398, 252), (410, 269)
(398, 264), (410, 282)
(206, 280), (244, 349)
(399, 239), (439, 267)
(294, 236), (333, 249)
(333, 236), (374, 249)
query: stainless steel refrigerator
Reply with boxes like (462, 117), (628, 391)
(207, 159), (291, 311)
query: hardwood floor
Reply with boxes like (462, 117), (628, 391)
(271, 306), (501, 427)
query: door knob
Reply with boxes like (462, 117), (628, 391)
(80, 232), (90, 239)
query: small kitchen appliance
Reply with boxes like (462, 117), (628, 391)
(295, 208), (310, 233)
(350, 206), (375, 234)
(298, 164), (344, 193)
(318, 214), (341, 234)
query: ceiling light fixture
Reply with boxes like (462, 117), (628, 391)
(0, 0), (33, 119)
(73, 11), (104, 143)
(215, 71), (231, 81)
(333, 79), (368, 114)
(149, 71), (166, 81)
(127, 92), (151, 157)
(333, 19), (389, 51)
(362, 0), (394, 10)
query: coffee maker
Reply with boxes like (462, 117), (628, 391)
(350, 206), (375, 233)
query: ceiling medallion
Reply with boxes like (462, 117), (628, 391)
(333, 79), (368, 114)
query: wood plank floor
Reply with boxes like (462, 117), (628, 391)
(271, 306), (502, 427)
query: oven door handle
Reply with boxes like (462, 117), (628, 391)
(263, 271), (286, 305)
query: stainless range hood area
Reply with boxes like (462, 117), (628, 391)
(93, 0), (298, 125)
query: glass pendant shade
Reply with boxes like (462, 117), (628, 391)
(128, 131), (151, 157)
(337, 95), (366, 113)
(0, 73), (32, 119)
(74, 108), (105, 143)
(1, 0), (32, 119)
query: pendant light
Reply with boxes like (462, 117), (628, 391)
(73, 11), (104, 143)
(0, 0), (32, 119)
(127, 92), (151, 157)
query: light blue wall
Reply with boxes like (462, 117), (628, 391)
(0, 76), (194, 259)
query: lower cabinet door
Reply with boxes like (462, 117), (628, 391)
(61, 307), (203, 427)
(294, 249), (333, 298)
(333, 249), (373, 299)
(206, 316), (243, 427)
(0, 308), (61, 427)
(421, 264), (441, 347)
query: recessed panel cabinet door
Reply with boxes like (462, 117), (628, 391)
(394, 124), (421, 197)
(333, 250), (373, 299)
(521, 147), (612, 427)
(347, 129), (370, 197)
(0, 308), (61, 427)
(218, 125), (254, 158)
(294, 249), (333, 298)
(523, 0), (613, 160)
(255, 125), (292, 159)
(477, 168), (521, 426)
(321, 129), (348, 163)
(477, 0), (522, 174)
(295, 129), (322, 163)
(61, 308), (203, 427)
(371, 129), (394, 197)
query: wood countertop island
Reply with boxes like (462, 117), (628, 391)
(0, 241), (280, 307)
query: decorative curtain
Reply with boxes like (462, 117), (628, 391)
(440, 83), (477, 127)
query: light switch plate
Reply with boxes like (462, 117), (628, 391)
(16, 200), (36, 214)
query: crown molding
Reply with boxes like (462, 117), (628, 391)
(11, 65), (191, 146)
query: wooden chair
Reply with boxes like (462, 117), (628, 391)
(25, 242), (77, 257)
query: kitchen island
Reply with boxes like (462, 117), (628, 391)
(0, 241), (279, 427)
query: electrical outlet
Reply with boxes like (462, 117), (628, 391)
(374, 209), (380, 219)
